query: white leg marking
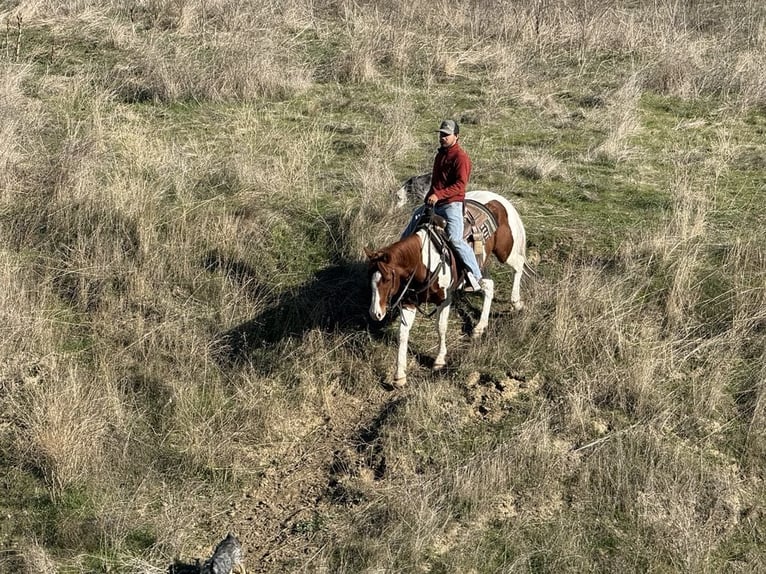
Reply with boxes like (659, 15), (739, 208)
(395, 307), (417, 385)
(433, 303), (451, 371)
(506, 254), (526, 310)
(473, 278), (494, 338)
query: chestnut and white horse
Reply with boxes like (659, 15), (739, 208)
(366, 191), (527, 386)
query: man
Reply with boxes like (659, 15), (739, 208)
(403, 119), (483, 291)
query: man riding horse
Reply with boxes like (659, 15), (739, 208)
(402, 119), (484, 292)
(368, 120), (528, 385)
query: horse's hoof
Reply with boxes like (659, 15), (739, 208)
(512, 300), (525, 311)
(472, 329), (485, 339)
(392, 376), (407, 388)
(433, 362), (445, 372)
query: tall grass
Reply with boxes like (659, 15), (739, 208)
(1, 0), (765, 572)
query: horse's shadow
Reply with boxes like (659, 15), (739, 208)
(207, 250), (512, 377)
(208, 251), (387, 368)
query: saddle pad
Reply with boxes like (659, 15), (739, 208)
(463, 199), (498, 242)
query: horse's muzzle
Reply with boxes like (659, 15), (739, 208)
(369, 303), (387, 322)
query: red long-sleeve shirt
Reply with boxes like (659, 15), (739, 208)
(426, 142), (472, 206)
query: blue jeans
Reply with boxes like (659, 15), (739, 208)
(402, 202), (482, 279)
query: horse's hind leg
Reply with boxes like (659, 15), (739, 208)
(493, 221), (525, 310)
(506, 253), (525, 310)
(473, 278), (495, 338)
(433, 303), (451, 371)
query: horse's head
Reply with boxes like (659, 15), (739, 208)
(364, 247), (402, 321)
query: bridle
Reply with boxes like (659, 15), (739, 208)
(384, 223), (451, 320)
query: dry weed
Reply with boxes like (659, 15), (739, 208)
(17, 539), (56, 574)
(731, 49), (766, 110)
(590, 74), (642, 163)
(0, 63), (37, 194)
(517, 147), (565, 181)
(11, 362), (114, 494)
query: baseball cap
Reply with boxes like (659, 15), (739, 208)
(437, 119), (459, 135)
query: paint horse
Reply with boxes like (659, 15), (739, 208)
(365, 191), (527, 386)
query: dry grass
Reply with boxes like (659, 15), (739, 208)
(517, 147), (566, 181)
(1, 0), (765, 572)
(11, 366), (112, 494)
(590, 74), (642, 163)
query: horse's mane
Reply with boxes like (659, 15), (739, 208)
(388, 233), (423, 270)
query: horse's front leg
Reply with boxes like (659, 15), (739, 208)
(473, 278), (495, 338)
(433, 302), (451, 371)
(394, 306), (417, 387)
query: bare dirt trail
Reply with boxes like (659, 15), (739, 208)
(172, 385), (404, 573)
(178, 293), (532, 572)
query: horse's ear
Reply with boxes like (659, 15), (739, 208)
(363, 247), (375, 259)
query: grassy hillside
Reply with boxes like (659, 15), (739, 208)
(1, 1), (765, 572)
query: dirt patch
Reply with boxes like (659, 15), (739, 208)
(461, 370), (541, 421)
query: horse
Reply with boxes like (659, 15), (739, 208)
(365, 191), (527, 387)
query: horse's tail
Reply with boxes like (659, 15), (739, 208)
(509, 229), (537, 280)
(522, 260), (536, 277)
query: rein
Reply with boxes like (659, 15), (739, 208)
(389, 267), (418, 311)
(391, 224), (450, 320)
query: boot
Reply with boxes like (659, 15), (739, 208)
(463, 272), (482, 292)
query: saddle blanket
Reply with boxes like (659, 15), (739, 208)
(464, 199), (498, 243)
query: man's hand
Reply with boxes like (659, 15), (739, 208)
(425, 194), (438, 206)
